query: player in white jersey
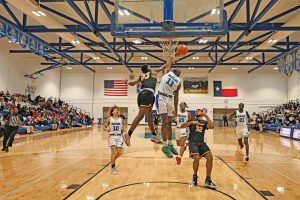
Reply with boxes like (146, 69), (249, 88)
(104, 106), (125, 175)
(157, 68), (181, 158)
(175, 102), (191, 165)
(230, 103), (251, 164)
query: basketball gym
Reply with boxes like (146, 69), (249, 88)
(0, 0), (299, 199)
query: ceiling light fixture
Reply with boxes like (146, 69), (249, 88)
(71, 40), (80, 44)
(93, 57), (100, 60)
(232, 67), (238, 70)
(211, 8), (216, 15)
(133, 40), (142, 44)
(107, 67), (113, 70)
(118, 10), (124, 16)
(141, 57), (148, 60)
(273, 67), (278, 70)
(123, 10), (130, 16)
(198, 39), (208, 44)
(188, 67), (194, 70)
(32, 10), (46, 17)
(66, 67), (72, 70)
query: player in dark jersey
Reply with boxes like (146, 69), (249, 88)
(124, 58), (173, 146)
(181, 109), (217, 189)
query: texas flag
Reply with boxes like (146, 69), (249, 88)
(213, 81), (238, 97)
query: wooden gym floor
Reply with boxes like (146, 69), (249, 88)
(0, 126), (299, 200)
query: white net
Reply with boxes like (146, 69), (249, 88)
(160, 39), (179, 59)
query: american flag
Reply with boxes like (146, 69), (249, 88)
(104, 80), (128, 96)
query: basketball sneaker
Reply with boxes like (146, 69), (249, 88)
(244, 157), (249, 164)
(175, 156), (181, 165)
(192, 175), (198, 186)
(111, 167), (118, 175)
(162, 145), (173, 158)
(123, 133), (131, 146)
(205, 177), (217, 189)
(168, 144), (178, 155)
(151, 135), (163, 144)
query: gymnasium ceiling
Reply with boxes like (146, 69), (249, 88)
(0, 0), (299, 74)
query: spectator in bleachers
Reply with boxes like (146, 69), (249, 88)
(257, 114), (263, 132)
(23, 116), (34, 134)
(49, 116), (58, 130)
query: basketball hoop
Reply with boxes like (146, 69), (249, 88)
(160, 38), (179, 60)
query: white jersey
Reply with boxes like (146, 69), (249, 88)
(236, 110), (248, 130)
(109, 117), (122, 135)
(177, 111), (189, 128)
(157, 71), (181, 96)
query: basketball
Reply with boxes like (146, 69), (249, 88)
(176, 44), (188, 56)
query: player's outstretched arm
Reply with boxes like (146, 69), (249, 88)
(103, 118), (111, 131)
(121, 119), (126, 133)
(125, 77), (140, 86)
(203, 113), (214, 129)
(153, 57), (173, 73)
(173, 83), (181, 115)
(246, 111), (251, 123)
(229, 111), (236, 119)
(187, 112), (192, 120)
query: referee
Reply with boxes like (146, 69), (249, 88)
(2, 107), (23, 152)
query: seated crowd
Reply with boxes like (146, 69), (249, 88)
(247, 100), (300, 133)
(0, 91), (94, 137)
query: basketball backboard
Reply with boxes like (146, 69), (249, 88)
(111, 0), (227, 38)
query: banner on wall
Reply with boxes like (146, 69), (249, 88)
(25, 83), (37, 95)
(183, 77), (208, 94)
(277, 47), (300, 75)
(0, 19), (47, 56)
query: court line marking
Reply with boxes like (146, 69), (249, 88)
(95, 181), (236, 200)
(63, 162), (111, 200)
(217, 156), (267, 200)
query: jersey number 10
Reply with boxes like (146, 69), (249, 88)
(113, 126), (119, 131)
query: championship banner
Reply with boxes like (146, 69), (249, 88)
(183, 77), (208, 94)
(7, 26), (18, 43)
(19, 33), (29, 48)
(296, 48), (300, 73)
(37, 43), (46, 56)
(29, 38), (38, 52)
(0, 21), (7, 37)
(25, 83), (37, 95)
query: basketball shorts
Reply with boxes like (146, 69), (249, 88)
(157, 95), (174, 117)
(176, 128), (189, 140)
(236, 128), (250, 139)
(108, 135), (124, 148)
(189, 141), (210, 157)
(137, 90), (155, 109)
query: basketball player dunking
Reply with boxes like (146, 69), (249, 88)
(181, 109), (217, 188)
(124, 58), (174, 146)
(103, 106), (125, 175)
(230, 103), (251, 164)
(157, 68), (181, 158)
(175, 102), (191, 165)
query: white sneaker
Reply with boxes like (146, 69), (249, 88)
(111, 167), (118, 175)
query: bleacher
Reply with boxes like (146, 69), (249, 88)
(0, 91), (94, 136)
